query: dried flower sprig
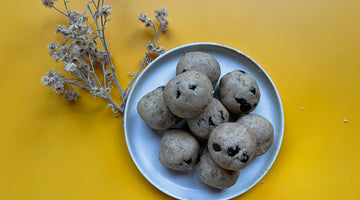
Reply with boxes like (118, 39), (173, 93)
(41, 0), (169, 115)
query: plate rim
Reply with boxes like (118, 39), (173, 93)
(124, 42), (284, 199)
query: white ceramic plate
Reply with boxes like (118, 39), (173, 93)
(124, 43), (284, 200)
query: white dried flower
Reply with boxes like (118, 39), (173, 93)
(41, 69), (65, 94)
(146, 42), (165, 54)
(67, 11), (88, 25)
(64, 62), (77, 73)
(42, 0), (58, 8)
(90, 87), (104, 97)
(146, 42), (155, 52)
(101, 5), (111, 17)
(63, 90), (79, 101)
(47, 42), (60, 50)
(159, 20), (169, 32)
(154, 46), (165, 54)
(154, 8), (168, 23)
(53, 82), (65, 94)
(55, 25), (70, 37)
(144, 18), (153, 27)
(138, 13), (147, 23)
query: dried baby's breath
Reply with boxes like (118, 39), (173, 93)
(42, 0), (58, 8)
(63, 90), (79, 101)
(41, 0), (170, 115)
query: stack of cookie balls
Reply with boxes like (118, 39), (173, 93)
(137, 51), (274, 189)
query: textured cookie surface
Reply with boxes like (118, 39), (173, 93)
(164, 70), (213, 118)
(219, 70), (260, 114)
(159, 129), (200, 171)
(137, 86), (181, 130)
(176, 51), (221, 88)
(237, 114), (274, 156)
(187, 98), (229, 141)
(208, 123), (256, 170)
(197, 148), (240, 189)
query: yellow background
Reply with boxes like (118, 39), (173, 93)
(1, 0), (359, 199)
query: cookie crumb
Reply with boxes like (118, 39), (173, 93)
(261, 181), (265, 184)
(344, 119), (348, 123)
(300, 107), (304, 111)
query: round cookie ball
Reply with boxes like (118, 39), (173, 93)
(164, 70), (213, 118)
(237, 114), (274, 156)
(197, 148), (240, 189)
(159, 129), (200, 171)
(208, 123), (256, 170)
(187, 98), (230, 141)
(219, 70), (260, 114)
(176, 51), (221, 88)
(137, 86), (181, 130)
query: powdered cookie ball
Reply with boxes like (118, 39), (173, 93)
(187, 98), (229, 141)
(137, 86), (181, 130)
(164, 70), (213, 118)
(219, 70), (260, 114)
(237, 114), (274, 156)
(176, 51), (221, 88)
(197, 148), (240, 189)
(159, 129), (200, 171)
(208, 123), (256, 170)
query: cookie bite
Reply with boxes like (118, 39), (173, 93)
(197, 148), (240, 189)
(164, 70), (213, 118)
(219, 70), (260, 114)
(208, 123), (256, 170)
(237, 114), (274, 156)
(176, 51), (221, 88)
(159, 129), (200, 171)
(137, 86), (181, 130)
(187, 98), (229, 141)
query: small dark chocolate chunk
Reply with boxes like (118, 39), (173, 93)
(176, 89), (181, 98)
(157, 86), (165, 91)
(240, 153), (249, 163)
(249, 87), (256, 94)
(253, 103), (258, 107)
(238, 70), (246, 74)
(240, 103), (252, 112)
(208, 116), (215, 126)
(184, 158), (192, 164)
(189, 84), (197, 90)
(213, 143), (221, 152)
(220, 110), (225, 121)
(228, 146), (240, 157)
(235, 97), (247, 104)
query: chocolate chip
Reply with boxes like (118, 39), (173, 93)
(240, 103), (252, 112)
(189, 84), (197, 90)
(208, 116), (215, 126)
(235, 97), (252, 112)
(249, 87), (256, 94)
(213, 143), (221, 151)
(184, 158), (192, 164)
(197, 119), (206, 126)
(240, 153), (249, 163)
(220, 110), (225, 121)
(253, 103), (258, 107)
(228, 146), (240, 157)
(176, 89), (181, 98)
(238, 70), (246, 74)
(235, 97), (247, 104)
